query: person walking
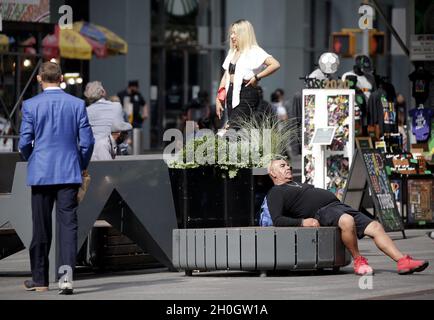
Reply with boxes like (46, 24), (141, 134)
(117, 80), (148, 154)
(215, 19), (280, 128)
(19, 62), (95, 294)
(117, 80), (148, 129)
(85, 81), (124, 142)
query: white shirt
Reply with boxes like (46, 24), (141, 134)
(273, 102), (288, 117)
(309, 68), (328, 80)
(43, 86), (62, 91)
(342, 71), (373, 99)
(222, 46), (271, 108)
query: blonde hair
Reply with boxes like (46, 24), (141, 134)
(229, 19), (258, 53)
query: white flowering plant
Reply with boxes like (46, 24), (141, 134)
(167, 115), (299, 178)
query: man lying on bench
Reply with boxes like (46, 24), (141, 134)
(266, 159), (429, 276)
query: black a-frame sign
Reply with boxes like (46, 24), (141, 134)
(343, 149), (406, 239)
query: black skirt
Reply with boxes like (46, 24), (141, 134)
(226, 82), (260, 128)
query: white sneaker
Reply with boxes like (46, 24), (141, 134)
(59, 279), (74, 295)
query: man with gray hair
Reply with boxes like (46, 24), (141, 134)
(266, 159), (429, 276)
(85, 81), (124, 142)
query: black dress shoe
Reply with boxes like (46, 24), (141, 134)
(24, 280), (49, 292)
(59, 280), (74, 295)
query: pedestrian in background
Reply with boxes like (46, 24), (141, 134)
(271, 90), (288, 121)
(85, 81), (125, 142)
(117, 80), (148, 129)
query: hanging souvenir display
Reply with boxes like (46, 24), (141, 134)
(327, 95), (350, 151)
(303, 95), (316, 152)
(326, 155), (350, 200)
(302, 89), (355, 199)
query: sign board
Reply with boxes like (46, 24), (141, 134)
(410, 34), (434, 61)
(312, 127), (336, 145)
(343, 149), (405, 237)
(407, 179), (434, 224)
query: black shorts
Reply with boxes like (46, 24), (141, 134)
(315, 202), (374, 239)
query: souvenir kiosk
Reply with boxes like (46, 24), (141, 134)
(302, 89), (356, 200)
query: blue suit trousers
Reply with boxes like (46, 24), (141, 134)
(30, 185), (79, 285)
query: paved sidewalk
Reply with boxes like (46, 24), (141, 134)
(0, 229), (433, 300)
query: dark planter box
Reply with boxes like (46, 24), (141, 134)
(169, 168), (274, 229)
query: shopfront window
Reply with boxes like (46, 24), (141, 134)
(151, 0), (226, 147)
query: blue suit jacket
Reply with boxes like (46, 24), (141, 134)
(19, 89), (95, 186)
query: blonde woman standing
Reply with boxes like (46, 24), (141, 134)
(216, 19), (280, 128)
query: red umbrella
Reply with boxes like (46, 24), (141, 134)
(42, 32), (59, 60)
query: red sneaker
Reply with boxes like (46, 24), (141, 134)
(353, 256), (374, 276)
(397, 255), (429, 275)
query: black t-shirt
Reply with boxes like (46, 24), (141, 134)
(409, 69), (433, 104)
(266, 183), (339, 227)
(118, 89), (146, 128)
(367, 88), (398, 136)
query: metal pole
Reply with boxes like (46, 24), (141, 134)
(0, 96), (18, 134)
(183, 49), (189, 106)
(9, 58), (42, 121)
(132, 128), (143, 155)
(369, 0), (410, 57)
(157, 0), (167, 149)
(362, 29), (370, 56)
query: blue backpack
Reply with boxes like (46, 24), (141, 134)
(259, 197), (273, 227)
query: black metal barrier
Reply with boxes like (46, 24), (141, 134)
(0, 153), (21, 194)
(0, 153), (275, 279)
(0, 155), (178, 281)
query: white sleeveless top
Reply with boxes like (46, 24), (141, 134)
(222, 46), (271, 108)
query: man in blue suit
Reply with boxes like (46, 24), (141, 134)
(19, 62), (95, 294)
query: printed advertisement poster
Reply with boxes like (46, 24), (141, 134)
(390, 179), (403, 216)
(0, 0), (50, 23)
(407, 179), (434, 224)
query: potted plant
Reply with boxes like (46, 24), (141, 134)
(166, 116), (298, 229)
